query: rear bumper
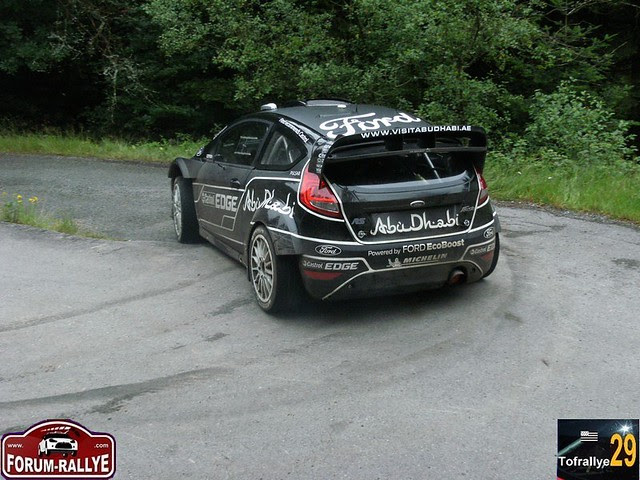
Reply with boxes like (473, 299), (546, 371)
(309, 260), (482, 301)
(289, 219), (498, 300)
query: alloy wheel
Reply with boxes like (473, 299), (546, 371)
(250, 234), (274, 303)
(172, 182), (182, 237)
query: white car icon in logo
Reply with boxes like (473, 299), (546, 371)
(38, 433), (78, 457)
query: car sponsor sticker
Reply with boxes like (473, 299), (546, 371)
(360, 207), (471, 242)
(402, 239), (465, 253)
(366, 239), (465, 257)
(1, 419), (115, 479)
(318, 112), (423, 139)
(483, 227), (495, 239)
(385, 253), (448, 268)
(201, 191), (239, 212)
(278, 118), (310, 143)
(301, 257), (364, 273)
(469, 242), (496, 256)
(369, 209), (461, 237)
(359, 125), (473, 139)
(315, 245), (342, 256)
(312, 140), (332, 175)
(243, 189), (295, 218)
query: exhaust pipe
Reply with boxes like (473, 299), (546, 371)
(447, 268), (467, 286)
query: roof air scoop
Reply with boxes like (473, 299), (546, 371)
(305, 99), (352, 107)
(261, 103), (278, 111)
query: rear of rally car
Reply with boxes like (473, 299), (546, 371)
(294, 127), (500, 300)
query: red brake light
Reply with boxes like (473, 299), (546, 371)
(302, 270), (342, 280)
(299, 165), (342, 218)
(480, 250), (495, 263)
(476, 168), (489, 205)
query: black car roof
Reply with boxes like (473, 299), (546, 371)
(257, 101), (431, 138)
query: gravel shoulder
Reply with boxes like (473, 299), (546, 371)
(0, 153), (172, 241)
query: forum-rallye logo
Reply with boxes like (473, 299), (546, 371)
(1, 420), (115, 479)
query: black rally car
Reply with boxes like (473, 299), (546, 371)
(169, 99), (500, 312)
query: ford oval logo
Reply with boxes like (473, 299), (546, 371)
(483, 227), (495, 239)
(315, 245), (342, 256)
(410, 200), (426, 208)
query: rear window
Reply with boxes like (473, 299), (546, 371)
(324, 152), (469, 186)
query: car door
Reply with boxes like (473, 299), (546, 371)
(194, 120), (271, 249)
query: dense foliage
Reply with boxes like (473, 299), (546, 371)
(1, 0), (638, 163)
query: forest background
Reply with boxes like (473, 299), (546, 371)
(1, 0), (639, 220)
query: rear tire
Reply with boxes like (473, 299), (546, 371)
(482, 233), (500, 278)
(172, 176), (199, 243)
(249, 226), (301, 313)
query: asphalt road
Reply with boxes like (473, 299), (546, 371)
(1, 154), (640, 479)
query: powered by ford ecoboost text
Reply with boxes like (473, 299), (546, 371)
(169, 99), (501, 312)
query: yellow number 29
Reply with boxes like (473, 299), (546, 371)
(611, 433), (637, 467)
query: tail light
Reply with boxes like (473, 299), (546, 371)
(301, 270), (342, 280)
(299, 165), (342, 218)
(475, 167), (489, 205)
(480, 250), (495, 263)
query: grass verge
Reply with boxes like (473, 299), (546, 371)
(1, 193), (107, 238)
(486, 161), (640, 223)
(0, 132), (203, 164)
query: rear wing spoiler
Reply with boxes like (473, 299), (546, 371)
(309, 126), (487, 176)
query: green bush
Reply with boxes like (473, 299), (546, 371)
(521, 81), (637, 167)
(416, 67), (522, 135)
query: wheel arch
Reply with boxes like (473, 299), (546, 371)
(168, 157), (203, 185)
(243, 210), (302, 279)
